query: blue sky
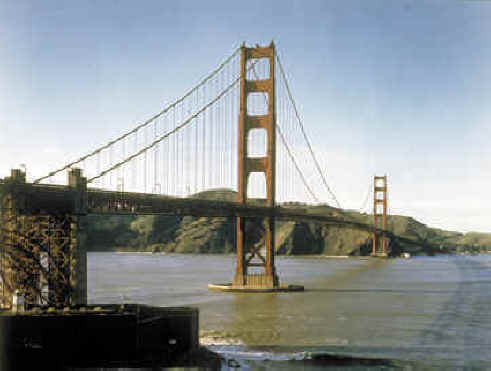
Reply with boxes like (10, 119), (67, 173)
(1, 0), (491, 233)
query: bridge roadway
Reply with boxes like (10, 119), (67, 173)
(0, 181), (425, 249)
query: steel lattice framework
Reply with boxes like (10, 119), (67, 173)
(0, 169), (87, 307)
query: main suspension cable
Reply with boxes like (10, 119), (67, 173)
(34, 47), (241, 184)
(276, 54), (341, 208)
(249, 64), (319, 203)
(88, 73), (241, 184)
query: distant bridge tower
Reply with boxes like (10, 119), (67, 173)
(372, 175), (388, 257)
(233, 42), (279, 288)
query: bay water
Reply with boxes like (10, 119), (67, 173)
(88, 252), (491, 369)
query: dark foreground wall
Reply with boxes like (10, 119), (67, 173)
(0, 304), (199, 370)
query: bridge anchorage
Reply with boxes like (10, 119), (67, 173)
(209, 42), (303, 292)
(0, 168), (88, 308)
(371, 175), (389, 258)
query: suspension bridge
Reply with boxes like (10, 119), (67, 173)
(0, 42), (401, 307)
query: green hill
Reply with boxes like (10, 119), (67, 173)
(85, 189), (491, 256)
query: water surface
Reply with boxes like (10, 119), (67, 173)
(88, 253), (491, 368)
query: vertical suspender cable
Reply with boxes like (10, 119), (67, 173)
(185, 99), (189, 196)
(218, 71), (223, 187)
(174, 105), (178, 195)
(277, 55), (340, 208)
(109, 145), (113, 188)
(210, 78), (214, 189)
(153, 121), (157, 193)
(195, 85), (199, 194)
(97, 151), (101, 188)
(145, 127), (148, 193)
(182, 103), (185, 196)
(176, 104), (180, 196)
(122, 138), (125, 191)
(203, 84), (207, 190)
(166, 114), (170, 195)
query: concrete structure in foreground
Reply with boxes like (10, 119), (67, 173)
(0, 304), (207, 370)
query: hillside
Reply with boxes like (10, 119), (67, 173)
(85, 189), (491, 256)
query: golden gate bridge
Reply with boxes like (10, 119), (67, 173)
(0, 42), (409, 307)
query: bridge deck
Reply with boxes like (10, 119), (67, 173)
(0, 182), (421, 247)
